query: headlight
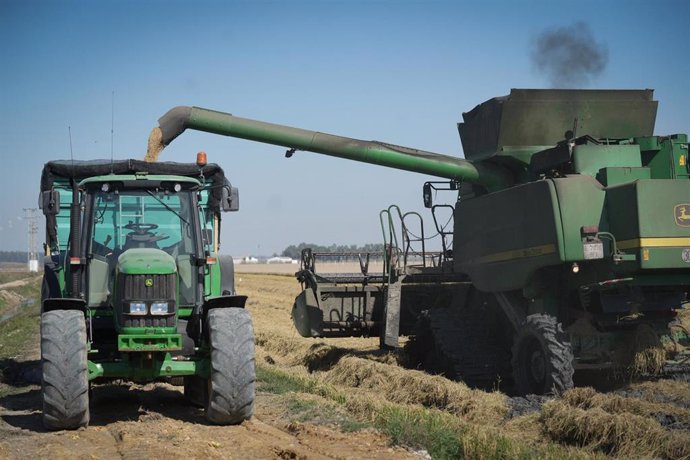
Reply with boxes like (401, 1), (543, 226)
(129, 302), (147, 315)
(150, 302), (170, 315)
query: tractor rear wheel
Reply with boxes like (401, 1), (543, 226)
(511, 314), (574, 395)
(205, 308), (255, 424)
(41, 310), (90, 430)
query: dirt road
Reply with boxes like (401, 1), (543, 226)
(0, 274), (417, 460)
(0, 381), (414, 459)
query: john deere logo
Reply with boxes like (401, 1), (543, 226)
(145, 278), (154, 287)
(674, 204), (690, 227)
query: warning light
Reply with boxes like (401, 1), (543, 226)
(196, 151), (207, 167)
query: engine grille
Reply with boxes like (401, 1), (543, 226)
(118, 273), (177, 328)
(124, 274), (175, 300)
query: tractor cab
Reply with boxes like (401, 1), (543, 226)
(81, 174), (205, 311)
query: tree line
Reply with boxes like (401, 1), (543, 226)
(280, 243), (384, 260)
(0, 251), (29, 263)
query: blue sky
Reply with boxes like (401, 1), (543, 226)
(1, 0), (688, 256)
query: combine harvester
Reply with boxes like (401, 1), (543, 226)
(151, 89), (690, 394)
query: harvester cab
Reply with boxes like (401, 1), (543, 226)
(38, 158), (254, 430)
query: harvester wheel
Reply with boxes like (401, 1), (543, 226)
(205, 308), (255, 424)
(41, 310), (90, 430)
(511, 314), (574, 395)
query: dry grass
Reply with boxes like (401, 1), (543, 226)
(240, 273), (690, 459)
(543, 388), (690, 459)
(323, 355), (506, 423)
(563, 387), (690, 422)
(632, 345), (666, 375)
(628, 379), (690, 408)
(543, 400), (663, 456)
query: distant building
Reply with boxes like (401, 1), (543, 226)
(267, 257), (297, 264)
(236, 256), (259, 264)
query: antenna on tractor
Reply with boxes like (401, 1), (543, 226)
(68, 125), (75, 173)
(110, 90), (115, 173)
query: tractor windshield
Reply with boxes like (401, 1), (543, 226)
(90, 190), (196, 256)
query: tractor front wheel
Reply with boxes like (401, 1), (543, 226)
(41, 310), (90, 430)
(205, 308), (255, 424)
(511, 314), (574, 395)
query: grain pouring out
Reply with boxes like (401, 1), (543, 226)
(144, 126), (164, 162)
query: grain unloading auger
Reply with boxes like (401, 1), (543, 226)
(149, 105), (512, 189)
(153, 89), (690, 395)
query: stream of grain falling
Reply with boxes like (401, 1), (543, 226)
(144, 127), (164, 162)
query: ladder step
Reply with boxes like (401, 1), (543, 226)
(384, 277), (404, 347)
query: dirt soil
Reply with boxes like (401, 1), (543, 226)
(2, 271), (689, 459)
(0, 273), (417, 460)
(0, 383), (413, 459)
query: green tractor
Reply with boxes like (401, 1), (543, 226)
(39, 158), (254, 429)
(149, 89), (689, 395)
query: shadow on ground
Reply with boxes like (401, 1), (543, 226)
(1, 357), (209, 432)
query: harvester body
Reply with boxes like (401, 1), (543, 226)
(39, 159), (254, 429)
(154, 89), (690, 394)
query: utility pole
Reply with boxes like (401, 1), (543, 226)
(23, 208), (38, 272)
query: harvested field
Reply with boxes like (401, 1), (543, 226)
(1, 271), (689, 459)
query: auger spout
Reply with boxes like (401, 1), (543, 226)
(146, 106), (512, 190)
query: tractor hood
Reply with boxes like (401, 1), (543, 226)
(117, 248), (177, 275)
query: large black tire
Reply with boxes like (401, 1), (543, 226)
(41, 310), (89, 430)
(205, 308), (255, 424)
(405, 288), (512, 391)
(511, 314), (574, 395)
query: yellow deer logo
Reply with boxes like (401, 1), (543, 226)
(675, 204), (690, 227)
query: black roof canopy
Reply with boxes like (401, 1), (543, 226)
(41, 159), (229, 211)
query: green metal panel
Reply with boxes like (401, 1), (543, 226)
(552, 176), (607, 261)
(178, 307), (193, 318)
(607, 180), (690, 270)
(572, 145), (641, 176)
(88, 353), (209, 380)
(643, 135), (690, 179)
(453, 180), (564, 291)
(209, 258), (221, 296)
(596, 167), (650, 186)
(605, 183), (640, 242)
(117, 333), (182, 351)
(117, 248), (177, 275)
(637, 180), (690, 237)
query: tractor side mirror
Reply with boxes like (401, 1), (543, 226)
(422, 183), (432, 208)
(39, 190), (60, 215)
(221, 186), (239, 212)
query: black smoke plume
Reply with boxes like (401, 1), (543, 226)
(532, 22), (608, 88)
